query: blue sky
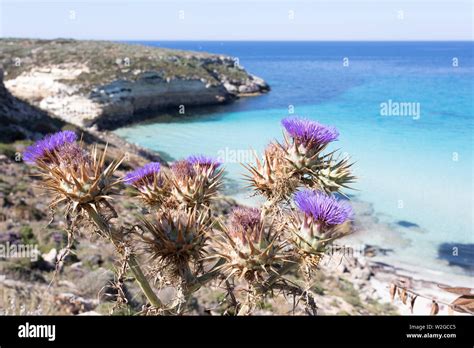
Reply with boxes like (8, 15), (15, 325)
(0, 0), (472, 41)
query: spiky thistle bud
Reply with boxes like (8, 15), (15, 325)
(313, 155), (356, 193)
(210, 207), (286, 283)
(139, 210), (209, 273)
(23, 131), (124, 215)
(125, 162), (169, 207)
(290, 189), (353, 266)
(170, 155), (223, 208)
(244, 144), (299, 202)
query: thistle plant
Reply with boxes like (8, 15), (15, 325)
(26, 116), (356, 315)
(24, 132), (162, 308)
(124, 162), (168, 207)
(24, 131), (123, 226)
(246, 117), (355, 203)
(170, 156), (224, 209)
(140, 209), (209, 278)
(209, 207), (286, 283)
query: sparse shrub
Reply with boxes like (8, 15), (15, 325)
(0, 143), (17, 159)
(19, 226), (37, 245)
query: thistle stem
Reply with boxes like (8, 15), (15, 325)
(237, 302), (251, 316)
(261, 262), (299, 292)
(172, 262), (196, 314)
(83, 205), (163, 308)
(237, 284), (254, 316)
(127, 254), (163, 308)
(271, 283), (317, 315)
(187, 258), (226, 293)
(236, 263), (304, 316)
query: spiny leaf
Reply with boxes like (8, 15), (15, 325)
(400, 288), (408, 305)
(409, 295), (417, 314)
(430, 301), (439, 315)
(450, 295), (474, 314)
(438, 285), (474, 296)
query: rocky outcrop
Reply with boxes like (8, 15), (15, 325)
(0, 67), (166, 167)
(0, 69), (66, 142)
(1, 39), (270, 129)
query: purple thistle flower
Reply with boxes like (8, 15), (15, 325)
(171, 160), (195, 179)
(228, 207), (262, 244)
(124, 162), (161, 185)
(229, 207), (261, 232)
(23, 131), (77, 164)
(281, 117), (339, 146)
(294, 189), (352, 226)
(187, 155), (222, 170)
(56, 142), (90, 167)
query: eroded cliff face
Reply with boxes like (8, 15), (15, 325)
(0, 69), (65, 142)
(1, 39), (270, 129)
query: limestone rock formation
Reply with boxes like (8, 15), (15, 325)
(1, 39), (270, 129)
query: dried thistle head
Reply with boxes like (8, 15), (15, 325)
(24, 131), (123, 215)
(228, 206), (262, 236)
(210, 207), (287, 283)
(290, 189), (353, 266)
(139, 209), (209, 272)
(170, 156), (223, 208)
(244, 143), (299, 202)
(125, 162), (169, 207)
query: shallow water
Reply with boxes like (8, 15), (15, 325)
(115, 41), (474, 275)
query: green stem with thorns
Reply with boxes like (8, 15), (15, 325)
(84, 205), (163, 309)
(237, 262), (299, 316)
(127, 255), (163, 309)
(187, 258), (226, 293)
(260, 262), (299, 292)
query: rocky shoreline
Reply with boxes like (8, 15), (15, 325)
(1, 39), (269, 130)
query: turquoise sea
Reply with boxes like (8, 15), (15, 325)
(115, 42), (474, 275)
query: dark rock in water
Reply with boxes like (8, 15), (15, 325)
(438, 243), (474, 271)
(363, 244), (394, 257)
(397, 220), (420, 228)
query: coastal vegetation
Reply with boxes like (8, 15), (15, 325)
(18, 117), (356, 314)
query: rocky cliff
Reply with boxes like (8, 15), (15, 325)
(0, 67), (166, 167)
(0, 69), (66, 142)
(0, 39), (270, 129)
